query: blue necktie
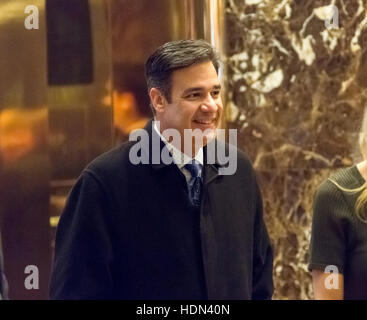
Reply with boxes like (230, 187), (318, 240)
(184, 160), (202, 206)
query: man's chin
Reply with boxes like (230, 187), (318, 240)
(195, 129), (216, 147)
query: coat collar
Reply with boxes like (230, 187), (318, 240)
(142, 119), (224, 184)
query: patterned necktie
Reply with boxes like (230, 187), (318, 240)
(184, 160), (203, 206)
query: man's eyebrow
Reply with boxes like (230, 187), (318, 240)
(182, 85), (221, 95)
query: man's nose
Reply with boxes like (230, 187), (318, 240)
(201, 94), (220, 112)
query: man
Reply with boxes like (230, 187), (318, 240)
(50, 39), (273, 299)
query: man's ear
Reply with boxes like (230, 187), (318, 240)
(149, 88), (166, 114)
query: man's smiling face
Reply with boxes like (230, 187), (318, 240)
(153, 60), (223, 150)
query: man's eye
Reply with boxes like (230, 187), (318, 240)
(187, 93), (200, 99)
(211, 90), (220, 98)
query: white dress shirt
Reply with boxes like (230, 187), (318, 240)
(153, 120), (203, 182)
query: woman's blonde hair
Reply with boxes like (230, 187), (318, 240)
(328, 108), (367, 224)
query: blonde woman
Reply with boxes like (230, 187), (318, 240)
(309, 111), (367, 300)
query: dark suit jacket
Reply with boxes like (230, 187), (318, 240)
(50, 120), (273, 299)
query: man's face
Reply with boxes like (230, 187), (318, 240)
(154, 60), (223, 150)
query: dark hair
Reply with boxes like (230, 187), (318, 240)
(145, 39), (220, 112)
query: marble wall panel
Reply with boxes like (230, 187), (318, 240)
(225, 0), (367, 299)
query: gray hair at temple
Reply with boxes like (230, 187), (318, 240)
(145, 39), (220, 114)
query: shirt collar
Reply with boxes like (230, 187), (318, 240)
(153, 120), (203, 169)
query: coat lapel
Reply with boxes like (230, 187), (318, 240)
(142, 118), (225, 184)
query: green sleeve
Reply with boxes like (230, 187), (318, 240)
(309, 180), (349, 274)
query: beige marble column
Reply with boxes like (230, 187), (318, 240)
(225, 0), (367, 299)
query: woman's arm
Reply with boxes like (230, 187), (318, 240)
(312, 269), (344, 300)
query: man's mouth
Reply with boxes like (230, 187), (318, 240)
(193, 118), (216, 125)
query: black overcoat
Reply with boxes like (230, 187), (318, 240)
(50, 120), (273, 299)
